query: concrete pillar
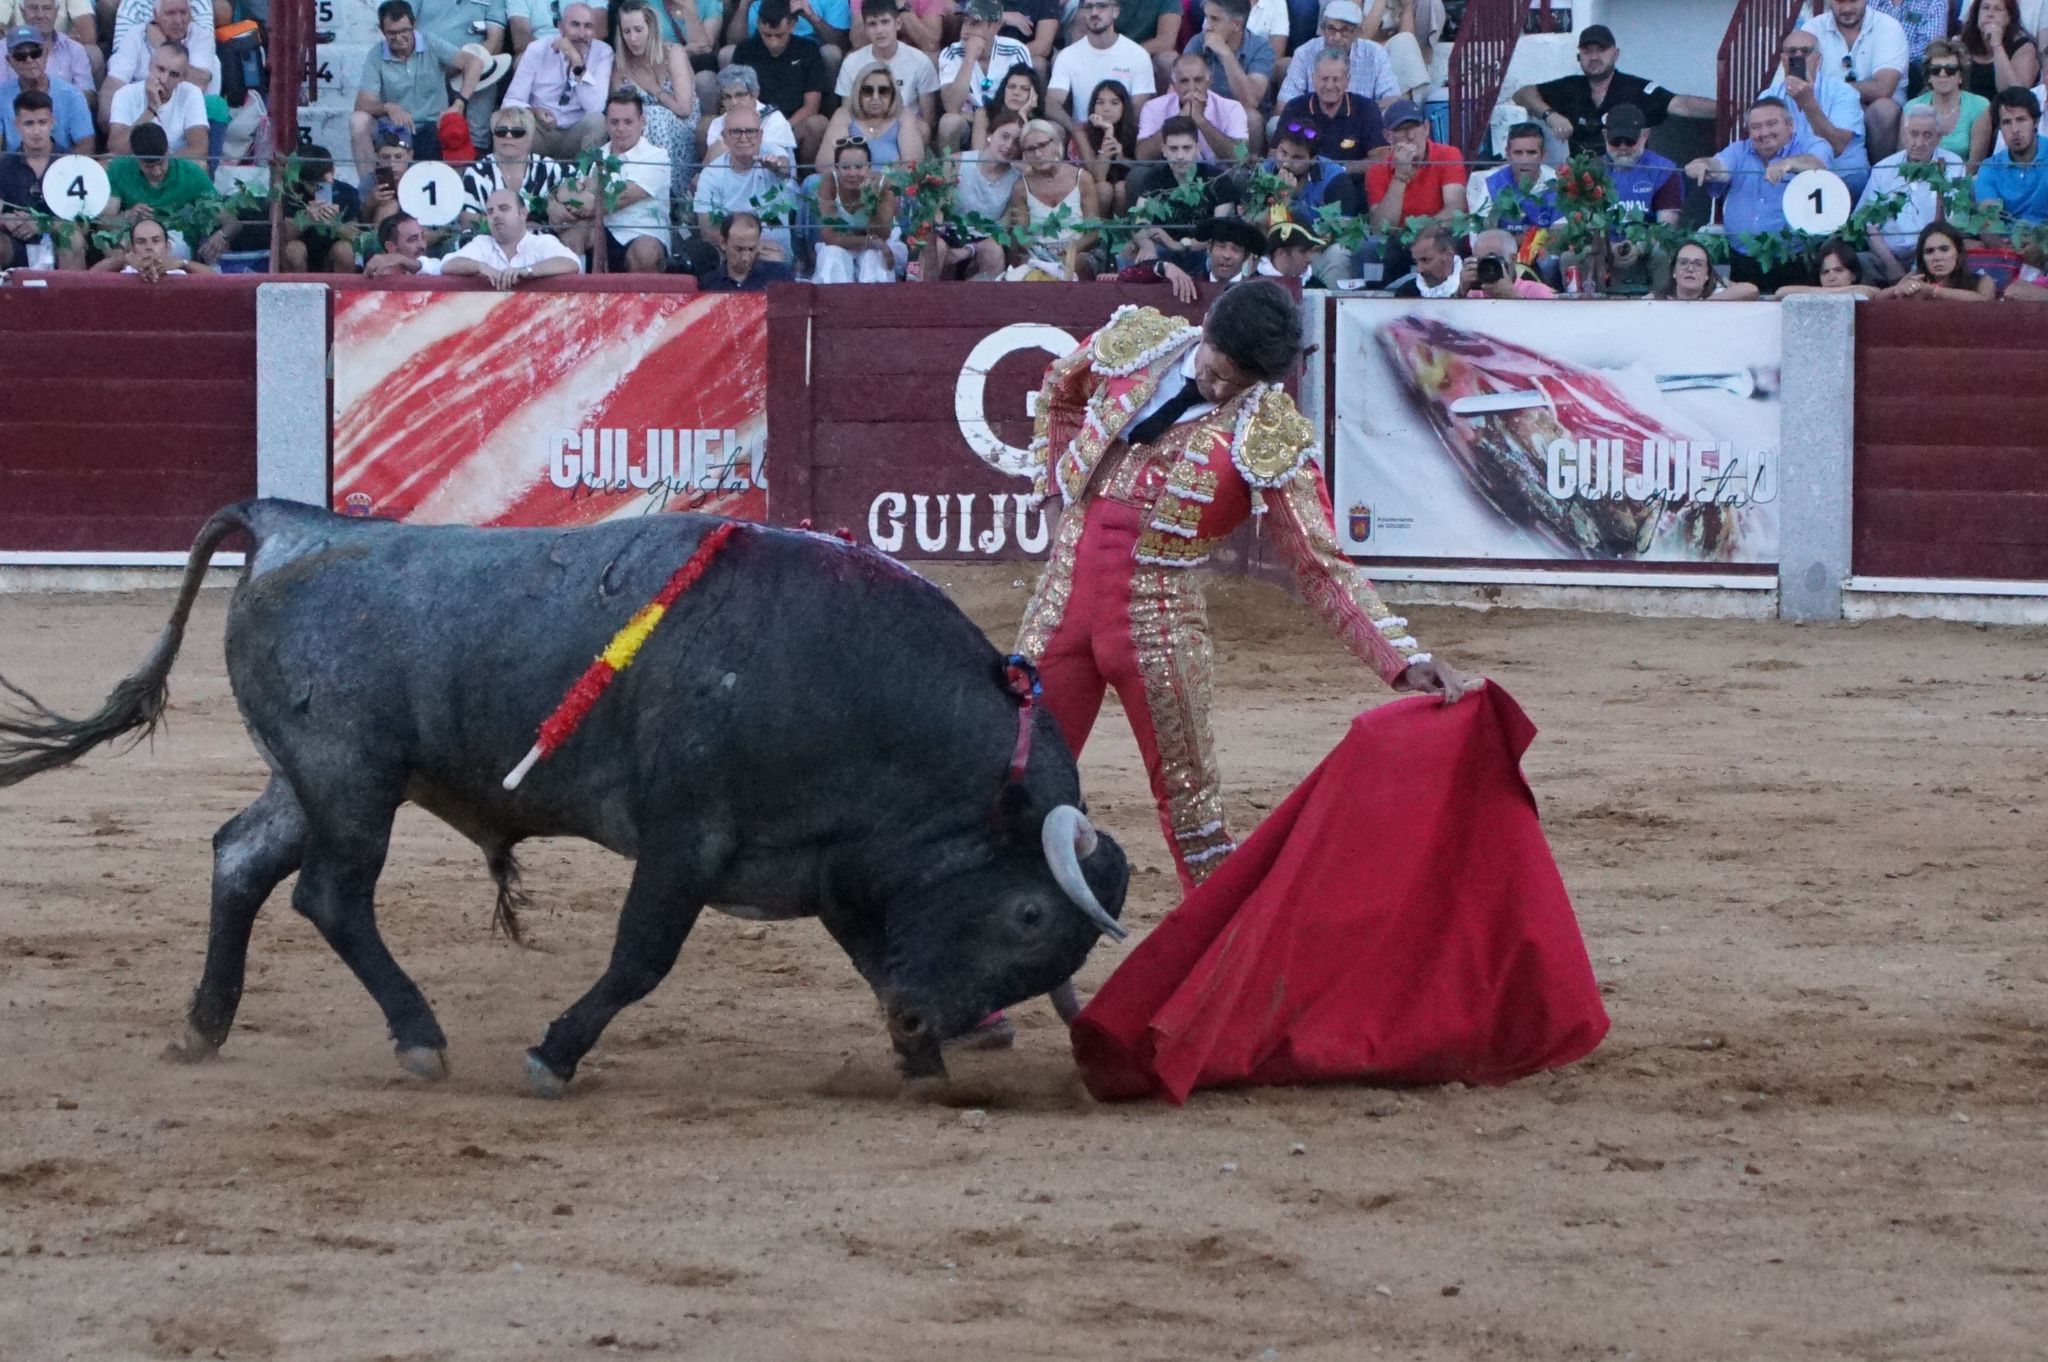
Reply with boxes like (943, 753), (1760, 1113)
(1301, 291), (1328, 457)
(1777, 294), (1856, 621)
(255, 283), (330, 508)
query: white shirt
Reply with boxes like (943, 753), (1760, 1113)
(938, 34), (1035, 109)
(1859, 146), (1964, 251)
(108, 79), (208, 147)
(451, 229), (583, 272)
(108, 24), (221, 91)
(834, 42), (939, 105)
(1048, 34), (1157, 120)
(706, 102), (798, 162)
(1278, 36), (1398, 106)
(1246, 0), (1289, 42)
(602, 135), (671, 241)
(1120, 343), (1214, 440)
(693, 153), (795, 255)
(1801, 7), (1910, 84)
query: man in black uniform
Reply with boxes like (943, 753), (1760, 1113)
(1510, 24), (1714, 158)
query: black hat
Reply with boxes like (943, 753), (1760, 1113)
(1264, 219), (1326, 253)
(1578, 23), (1616, 49)
(1196, 216), (1268, 256)
(1604, 103), (1645, 139)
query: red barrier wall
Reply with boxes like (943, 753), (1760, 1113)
(1855, 306), (2048, 580)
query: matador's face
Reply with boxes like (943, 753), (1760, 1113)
(1193, 337), (1257, 404)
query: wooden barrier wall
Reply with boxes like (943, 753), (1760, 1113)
(1854, 306), (2048, 581)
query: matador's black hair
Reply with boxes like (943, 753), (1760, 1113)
(1204, 279), (1303, 383)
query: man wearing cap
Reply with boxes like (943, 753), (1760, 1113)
(502, 1), (615, 156)
(1764, 25), (1869, 193)
(0, 23), (91, 150)
(1364, 97), (1463, 229)
(1275, 45), (1386, 172)
(1276, 0), (1399, 109)
(1048, 0), (1154, 131)
(1511, 24), (1714, 159)
(1802, 0), (1906, 160)
(0, 89), (83, 268)
(939, 0), (1036, 150)
(1685, 95), (1832, 293)
(353, 0), (500, 179)
(1587, 102), (1681, 292)
(1134, 49), (1246, 162)
(106, 39), (205, 158)
(101, 121), (235, 264)
(7, 0), (95, 93)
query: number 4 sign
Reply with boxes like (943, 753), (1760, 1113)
(40, 154), (110, 220)
(1783, 168), (1852, 236)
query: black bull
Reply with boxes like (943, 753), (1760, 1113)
(0, 501), (1130, 1091)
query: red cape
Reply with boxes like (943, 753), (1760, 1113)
(1070, 684), (1609, 1104)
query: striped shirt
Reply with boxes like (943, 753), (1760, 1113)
(461, 153), (568, 217)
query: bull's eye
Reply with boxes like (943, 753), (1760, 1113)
(1016, 901), (1045, 930)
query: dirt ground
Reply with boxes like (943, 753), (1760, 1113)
(1, 570), (2044, 1362)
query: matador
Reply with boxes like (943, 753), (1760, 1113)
(1016, 282), (1477, 892)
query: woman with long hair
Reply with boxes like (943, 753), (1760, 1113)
(1882, 222), (1997, 300)
(822, 61), (925, 171)
(1070, 79), (1135, 215)
(1655, 240), (1760, 301)
(972, 63), (1044, 149)
(1907, 38), (1993, 168)
(611, 0), (699, 201)
(1775, 238), (1883, 299)
(947, 106), (1024, 278)
(1959, 0), (2040, 101)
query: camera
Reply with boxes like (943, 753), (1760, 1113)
(1476, 255), (1507, 287)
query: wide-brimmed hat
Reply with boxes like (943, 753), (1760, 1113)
(1196, 216), (1269, 255)
(1265, 218), (1327, 253)
(461, 42), (514, 90)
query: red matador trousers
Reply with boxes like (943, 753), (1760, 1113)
(1018, 493), (1235, 893)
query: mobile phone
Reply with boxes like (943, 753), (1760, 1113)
(376, 167), (398, 191)
(1787, 51), (1806, 80)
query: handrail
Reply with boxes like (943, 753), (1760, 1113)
(1715, 0), (1809, 147)
(1448, 0), (1535, 157)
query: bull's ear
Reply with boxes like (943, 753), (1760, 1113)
(995, 782), (1036, 836)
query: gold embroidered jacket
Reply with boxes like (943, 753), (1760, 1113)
(1024, 304), (1428, 687)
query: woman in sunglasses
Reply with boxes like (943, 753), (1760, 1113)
(1906, 39), (1992, 167)
(814, 134), (903, 282)
(459, 105), (569, 227)
(611, 0), (701, 198)
(822, 60), (924, 170)
(971, 63), (1044, 150)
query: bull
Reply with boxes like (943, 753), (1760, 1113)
(0, 501), (1130, 1092)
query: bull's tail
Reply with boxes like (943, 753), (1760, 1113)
(0, 502), (254, 789)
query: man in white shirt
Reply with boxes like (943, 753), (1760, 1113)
(936, 0), (1034, 149)
(693, 101), (795, 259)
(575, 88), (670, 271)
(1858, 102), (1963, 281)
(1802, 0), (1907, 160)
(1276, 0), (1397, 108)
(502, 0), (613, 156)
(1047, 0), (1154, 129)
(443, 186), (582, 286)
(106, 40), (204, 157)
(363, 211), (447, 276)
(101, 0), (216, 119)
(833, 0), (937, 126)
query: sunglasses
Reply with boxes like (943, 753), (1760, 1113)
(492, 125), (528, 136)
(835, 134), (867, 147)
(1605, 133), (1638, 145)
(860, 83), (892, 94)
(9, 45), (43, 58)
(727, 126), (761, 136)
(1282, 120), (1317, 139)
(1927, 62), (1961, 75)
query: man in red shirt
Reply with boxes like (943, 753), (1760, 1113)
(1363, 97), (1464, 229)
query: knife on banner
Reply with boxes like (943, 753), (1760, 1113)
(1446, 369), (1771, 417)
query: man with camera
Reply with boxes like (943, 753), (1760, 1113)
(1461, 227), (1556, 298)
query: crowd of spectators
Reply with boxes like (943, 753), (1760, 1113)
(5, 0), (2048, 302)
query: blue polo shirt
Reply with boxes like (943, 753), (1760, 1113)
(0, 76), (95, 152)
(1974, 143), (2048, 225)
(1708, 131), (1834, 245)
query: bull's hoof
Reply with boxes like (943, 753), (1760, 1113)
(948, 1013), (1016, 1052)
(901, 1074), (953, 1105)
(161, 1022), (220, 1065)
(525, 1050), (571, 1100)
(396, 1045), (449, 1081)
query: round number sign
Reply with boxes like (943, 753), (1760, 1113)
(398, 161), (468, 227)
(41, 154), (110, 220)
(1782, 168), (1852, 236)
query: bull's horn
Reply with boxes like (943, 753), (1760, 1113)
(1042, 805), (1126, 942)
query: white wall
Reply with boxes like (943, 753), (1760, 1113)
(1592, 0), (1740, 99)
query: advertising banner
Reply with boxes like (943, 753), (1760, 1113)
(1331, 301), (1782, 565)
(332, 292), (767, 526)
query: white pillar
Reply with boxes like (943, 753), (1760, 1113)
(255, 283), (330, 508)
(1777, 294), (1856, 621)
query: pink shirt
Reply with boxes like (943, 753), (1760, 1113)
(1135, 89), (1249, 162)
(1466, 279), (1558, 300)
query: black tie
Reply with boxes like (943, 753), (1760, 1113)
(1126, 378), (1204, 447)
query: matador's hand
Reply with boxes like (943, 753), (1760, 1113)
(1396, 657), (1482, 705)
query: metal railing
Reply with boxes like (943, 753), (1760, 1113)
(1448, 0), (1534, 157)
(1715, 0), (1809, 146)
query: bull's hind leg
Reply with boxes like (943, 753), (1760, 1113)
(525, 849), (707, 1098)
(167, 777), (308, 1062)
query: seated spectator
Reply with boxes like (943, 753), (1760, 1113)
(1365, 98), (1463, 231)
(104, 0), (217, 120)
(1273, 46), (1386, 172)
(814, 135), (901, 280)
(1126, 113), (1236, 262)
(719, 0), (852, 73)
(559, 89), (670, 271)
(1880, 219), (1997, 298)
(363, 210), (445, 275)
(1070, 78), (1135, 212)
(1801, 0), (1907, 159)
(945, 106), (1022, 277)
(1136, 50), (1249, 163)
(0, 23), (91, 150)
(503, 1), (615, 157)
(1655, 239), (1760, 301)
(972, 62), (1045, 147)
(507, 0), (598, 58)
(90, 213), (213, 277)
(703, 64), (798, 163)
(103, 121), (233, 262)
(1362, 0), (1442, 102)
(352, 0), (495, 179)
(105, 36), (205, 157)
(942, 0), (1040, 151)
(361, 128), (416, 232)
(1685, 96), (1832, 293)
(825, 60), (926, 172)
(1469, 121), (1559, 232)
(1958, 0), (2039, 104)
(732, 0), (830, 166)
(700, 208), (795, 287)
(1127, 212), (1262, 292)
(462, 104), (568, 223)
(1775, 236), (1884, 298)
(1974, 86), (2048, 237)
(1766, 27), (1870, 192)
(1462, 226), (1555, 298)
(1859, 102), (1963, 280)
(0, 88), (81, 268)
(1906, 39), (1990, 166)
(1511, 26), (1715, 160)
(279, 144), (365, 272)
(1006, 114), (1101, 276)
(897, 0), (951, 57)
(10, 0), (96, 94)
(1045, 0), (1146, 139)
(1278, 1), (1398, 109)
(443, 185), (584, 286)
(835, 0), (939, 127)
(695, 101), (796, 261)
(1183, 0), (1272, 129)
(1268, 118), (1362, 218)
(1258, 215), (1327, 286)
(1586, 103), (1680, 292)
(1093, 0), (1178, 75)
(1387, 219), (1459, 296)
(611, 0), (700, 201)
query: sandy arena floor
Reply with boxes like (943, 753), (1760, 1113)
(0, 570), (2044, 1362)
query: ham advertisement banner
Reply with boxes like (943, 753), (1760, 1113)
(1331, 301), (1783, 565)
(331, 292), (768, 527)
